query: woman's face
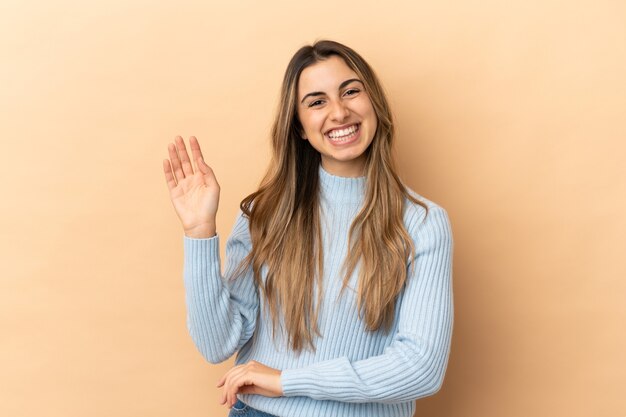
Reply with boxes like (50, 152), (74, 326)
(296, 55), (378, 177)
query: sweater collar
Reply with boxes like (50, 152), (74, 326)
(318, 164), (366, 204)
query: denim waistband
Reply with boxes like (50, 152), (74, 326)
(228, 399), (279, 417)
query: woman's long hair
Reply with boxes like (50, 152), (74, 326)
(238, 40), (428, 353)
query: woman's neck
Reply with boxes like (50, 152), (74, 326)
(318, 164), (366, 204)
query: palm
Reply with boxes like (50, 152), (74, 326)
(163, 136), (220, 236)
(170, 171), (218, 229)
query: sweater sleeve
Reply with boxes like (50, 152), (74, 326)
(183, 211), (259, 364)
(280, 206), (454, 403)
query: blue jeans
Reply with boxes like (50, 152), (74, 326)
(228, 399), (278, 417)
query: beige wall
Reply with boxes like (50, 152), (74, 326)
(1, 0), (624, 416)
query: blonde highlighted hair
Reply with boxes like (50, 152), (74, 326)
(238, 40), (428, 352)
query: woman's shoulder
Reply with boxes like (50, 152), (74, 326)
(403, 185), (447, 216)
(402, 186), (451, 237)
(226, 209), (252, 245)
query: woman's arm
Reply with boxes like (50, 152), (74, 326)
(183, 212), (259, 364)
(163, 136), (259, 364)
(280, 206), (454, 403)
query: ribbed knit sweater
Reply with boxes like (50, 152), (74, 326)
(183, 165), (454, 417)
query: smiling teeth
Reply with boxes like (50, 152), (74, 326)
(328, 124), (358, 139)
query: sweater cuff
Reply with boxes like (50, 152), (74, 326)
(183, 232), (220, 253)
(183, 234), (220, 247)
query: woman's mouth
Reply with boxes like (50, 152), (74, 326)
(325, 123), (360, 144)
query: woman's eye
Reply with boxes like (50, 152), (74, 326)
(344, 88), (360, 96)
(309, 100), (324, 107)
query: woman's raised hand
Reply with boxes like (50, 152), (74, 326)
(163, 136), (220, 238)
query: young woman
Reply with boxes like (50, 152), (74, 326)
(163, 40), (454, 417)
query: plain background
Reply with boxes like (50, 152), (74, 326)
(1, 0), (624, 416)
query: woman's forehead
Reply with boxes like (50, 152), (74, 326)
(297, 56), (359, 96)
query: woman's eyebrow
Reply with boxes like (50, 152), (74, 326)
(300, 78), (363, 104)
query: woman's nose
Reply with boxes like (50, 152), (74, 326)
(329, 100), (350, 121)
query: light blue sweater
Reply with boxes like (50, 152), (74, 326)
(183, 166), (454, 417)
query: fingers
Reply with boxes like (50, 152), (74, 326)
(188, 136), (217, 186)
(162, 159), (177, 190)
(189, 136), (206, 171)
(166, 136), (207, 186)
(167, 141), (185, 182)
(219, 365), (249, 407)
(217, 361), (282, 408)
(175, 136), (194, 177)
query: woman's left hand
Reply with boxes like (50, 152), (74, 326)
(217, 360), (283, 408)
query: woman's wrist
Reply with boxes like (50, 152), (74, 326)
(184, 223), (216, 239)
